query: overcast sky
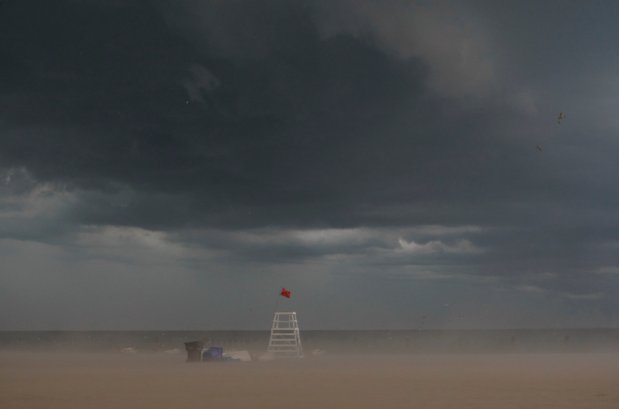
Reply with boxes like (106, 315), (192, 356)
(2, 0), (619, 330)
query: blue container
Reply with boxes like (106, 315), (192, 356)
(202, 347), (224, 361)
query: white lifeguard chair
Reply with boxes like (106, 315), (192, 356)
(267, 312), (303, 358)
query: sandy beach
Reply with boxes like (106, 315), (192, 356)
(1, 351), (618, 409)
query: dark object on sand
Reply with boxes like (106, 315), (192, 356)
(202, 346), (224, 361)
(184, 341), (204, 362)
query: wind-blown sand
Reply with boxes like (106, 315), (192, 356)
(1, 351), (618, 408)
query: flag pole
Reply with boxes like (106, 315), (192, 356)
(273, 296), (280, 314)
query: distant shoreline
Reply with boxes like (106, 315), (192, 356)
(2, 328), (619, 354)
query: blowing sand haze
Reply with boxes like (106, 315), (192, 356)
(1, 350), (619, 409)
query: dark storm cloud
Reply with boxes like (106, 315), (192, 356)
(0, 2), (346, 212)
(1, 0), (542, 231)
(2, 0), (619, 325)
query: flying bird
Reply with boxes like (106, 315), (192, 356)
(557, 112), (565, 124)
(536, 144), (543, 152)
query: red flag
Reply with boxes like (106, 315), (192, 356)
(280, 287), (291, 298)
